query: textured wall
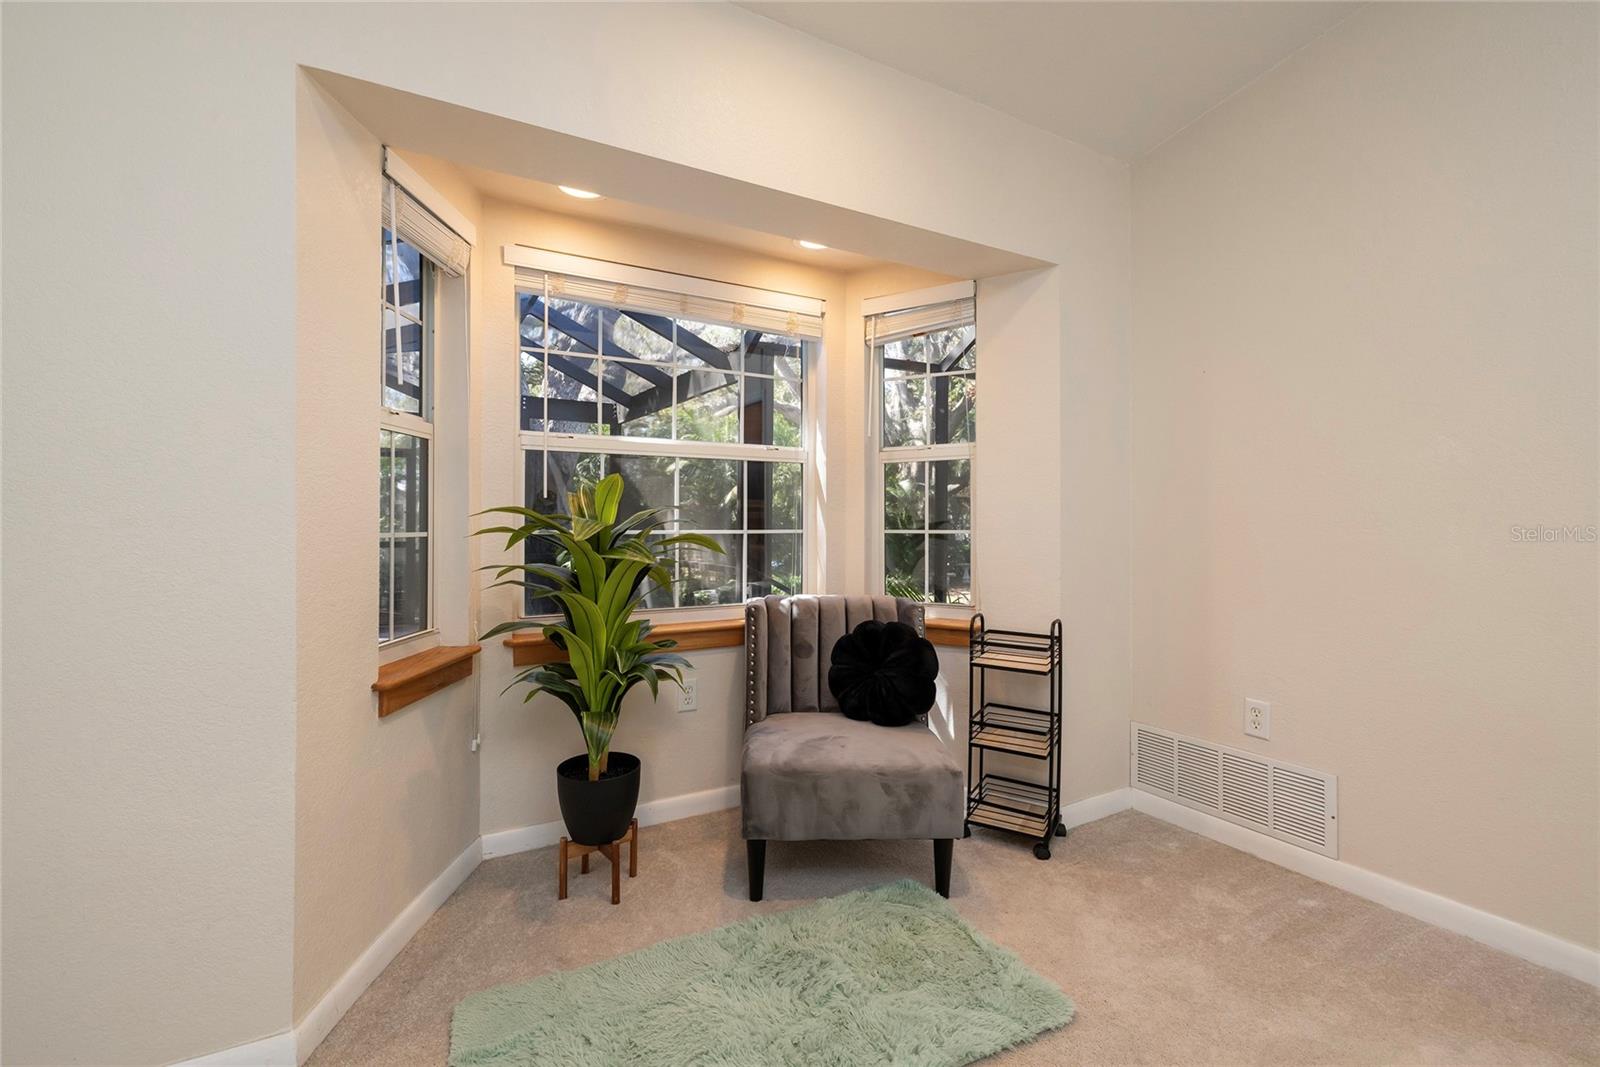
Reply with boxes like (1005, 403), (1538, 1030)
(292, 84), (483, 1023)
(1132, 2), (1599, 948)
(1, 3), (1132, 1061)
(1, 7), (299, 1062)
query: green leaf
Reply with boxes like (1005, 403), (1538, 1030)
(570, 515), (607, 541)
(479, 618), (548, 641)
(482, 579), (565, 596)
(479, 562), (576, 587)
(566, 537), (606, 599)
(549, 625), (595, 691)
(657, 532), (728, 554)
(612, 507), (675, 537)
(593, 473), (623, 524)
(551, 593), (606, 658)
(599, 560), (646, 628)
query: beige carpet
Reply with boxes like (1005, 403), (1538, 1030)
(306, 810), (1599, 1066)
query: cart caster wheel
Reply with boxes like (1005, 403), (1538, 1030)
(1055, 823), (1067, 837)
(1033, 843), (1052, 860)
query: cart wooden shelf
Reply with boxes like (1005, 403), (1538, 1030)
(964, 614), (1065, 859)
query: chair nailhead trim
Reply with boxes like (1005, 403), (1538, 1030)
(745, 611), (757, 722)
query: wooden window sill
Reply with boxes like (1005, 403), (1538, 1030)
(373, 644), (481, 717)
(507, 613), (970, 664)
(925, 617), (972, 647)
(507, 618), (743, 666)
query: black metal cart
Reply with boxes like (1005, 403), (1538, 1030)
(963, 614), (1066, 859)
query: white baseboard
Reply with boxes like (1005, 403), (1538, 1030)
(172, 782), (1124, 1067)
(1059, 787), (1133, 830)
(1130, 790), (1600, 988)
(482, 783), (741, 859)
(181, 777), (1597, 1067)
(172, 1030), (297, 1067)
(291, 836), (483, 1062)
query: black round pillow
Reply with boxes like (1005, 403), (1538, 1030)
(828, 620), (939, 727)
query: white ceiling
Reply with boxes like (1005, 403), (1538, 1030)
(739, 1), (1358, 160)
(454, 164), (885, 273)
(322, 69), (1045, 278)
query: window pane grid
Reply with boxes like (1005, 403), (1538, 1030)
(518, 290), (803, 448)
(522, 449), (803, 614)
(382, 227), (430, 419)
(380, 216), (434, 645)
(517, 284), (808, 614)
(873, 307), (975, 605)
(380, 430), (430, 642)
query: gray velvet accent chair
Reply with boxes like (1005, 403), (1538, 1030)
(740, 594), (964, 901)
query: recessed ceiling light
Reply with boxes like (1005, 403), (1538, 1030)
(794, 239), (828, 251)
(558, 185), (603, 200)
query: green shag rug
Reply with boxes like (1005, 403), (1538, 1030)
(450, 879), (1073, 1067)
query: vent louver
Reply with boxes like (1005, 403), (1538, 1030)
(1220, 752), (1270, 828)
(1175, 738), (1221, 808)
(1134, 727), (1175, 793)
(1131, 722), (1337, 858)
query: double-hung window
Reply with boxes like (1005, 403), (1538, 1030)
(379, 176), (471, 644)
(380, 222), (434, 643)
(870, 295), (976, 604)
(510, 251), (822, 615)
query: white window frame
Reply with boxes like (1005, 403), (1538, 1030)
(379, 221), (438, 648)
(510, 252), (821, 619)
(866, 282), (977, 611)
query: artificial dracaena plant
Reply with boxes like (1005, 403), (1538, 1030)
(475, 473), (725, 781)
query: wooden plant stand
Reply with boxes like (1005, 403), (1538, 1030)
(558, 818), (638, 905)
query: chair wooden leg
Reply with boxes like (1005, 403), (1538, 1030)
(747, 839), (766, 902)
(609, 842), (621, 905)
(581, 851), (589, 875)
(628, 818), (639, 878)
(933, 838), (953, 898)
(558, 837), (569, 900)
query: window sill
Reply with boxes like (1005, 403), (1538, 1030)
(505, 613), (970, 663)
(373, 644), (481, 717)
(925, 617), (973, 648)
(507, 617), (743, 666)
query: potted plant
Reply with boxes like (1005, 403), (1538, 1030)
(476, 473), (723, 846)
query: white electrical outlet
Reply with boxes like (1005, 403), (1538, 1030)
(1244, 698), (1271, 740)
(678, 675), (698, 712)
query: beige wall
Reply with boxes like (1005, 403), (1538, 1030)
(467, 212), (1115, 834)
(1131, 2), (1599, 948)
(470, 195), (963, 835)
(1, 3), (1131, 1061)
(1, 8), (298, 1064)
(291, 84), (483, 1023)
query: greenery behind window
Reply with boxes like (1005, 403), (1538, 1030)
(874, 309), (976, 604)
(518, 288), (807, 613)
(379, 227), (435, 642)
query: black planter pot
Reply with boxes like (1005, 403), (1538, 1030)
(555, 751), (641, 845)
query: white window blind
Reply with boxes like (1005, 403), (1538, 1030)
(383, 181), (471, 277)
(505, 247), (825, 340)
(866, 298), (975, 346)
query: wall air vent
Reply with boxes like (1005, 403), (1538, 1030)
(1131, 722), (1337, 858)
(1133, 726), (1175, 793)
